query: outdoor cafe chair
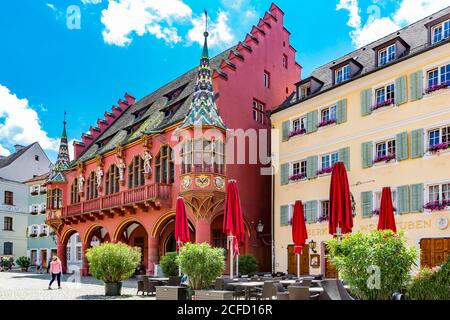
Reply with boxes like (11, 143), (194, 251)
(250, 281), (276, 300)
(320, 279), (355, 300)
(288, 286), (320, 300)
(168, 276), (181, 286)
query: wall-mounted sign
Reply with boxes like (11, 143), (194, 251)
(437, 217), (448, 230)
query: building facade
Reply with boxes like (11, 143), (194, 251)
(26, 173), (57, 269)
(46, 3), (301, 275)
(271, 7), (450, 277)
(0, 178), (29, 258)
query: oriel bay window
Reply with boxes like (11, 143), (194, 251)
(48, 188), (62, 209)
(71, 179), (80, 204)
(181, 139), (225, 175)
(106, 165), (120, 195)
(155, 146), (174, 184)
(128, 156), (145, 189)
(86, 172), (98, 200)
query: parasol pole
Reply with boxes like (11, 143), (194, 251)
(236, 254), (239, 277)
(177, 238), (182, 277)
(297, 252), (300, 279)
(229, 231), (234, 279)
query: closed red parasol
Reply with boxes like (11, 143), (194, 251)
(292, 200), (308, 278)
(175, 197), (190, 249)
(329, 162), (353, 236)
(377, 187), (397, 232)
(223, 180), (245, 278)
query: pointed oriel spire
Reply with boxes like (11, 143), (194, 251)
(49, 112), (70, 182)
(179, 10), (227, 130)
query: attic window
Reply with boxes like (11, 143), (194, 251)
(431, 19), (450, 44)
(35, 155), (39, 161)
(96, 136), (112, 149)
(133, 106), (150, 120)
(335, 64), (350, 84)
(299, 84), (311, 99)
(164, 84), (188, 103)
(163, 97), (187, 119)
(378, 44), (396, 66)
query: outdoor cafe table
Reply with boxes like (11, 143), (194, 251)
(228, 282), (264, 300)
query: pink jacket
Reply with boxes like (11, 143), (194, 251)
(50, 261), (62, 274)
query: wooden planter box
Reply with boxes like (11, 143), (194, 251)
(194, 290), (234, 300)
(155, 286), (187, 300)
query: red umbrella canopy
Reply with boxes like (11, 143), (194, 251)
(292, 200), (308, 254)
(378, 187), (397, 232)
(329, 162), (353, 235)
(223, 180), (246, 249)
(174, 197), (190, 249)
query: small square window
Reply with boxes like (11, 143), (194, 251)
(264, 71), (271, 88)
(282, 54), (288, 69)
(35, 155), (39, 161)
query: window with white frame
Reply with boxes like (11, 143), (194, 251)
(321, 152), (339, 170)
(374, 190), (397, 213)
(252, 99), (265, 124)
(76, 246), (82, 261)
(264, 71), (270, 88)
(321, 105), (337, 123)
(320, 200), (329, 220)
(39, 224), (49, 236)
(427, 63), (450, 89)
(428, 125), (450, 148)
(76, 235), (81, 243)
(432, 19), (450, 44)
(30, 204), (39, 214)
(30, 185), (39, 195)
(66, 245), (71, 262)
(29, 225), (38, 236)
(375, 139), (396, 159)
(427, 183), (450, 203)
(300, 85), (311, 99)
(335, 64), (350, 84)
(378, 44), (396, 66)
(40, 203), (46, 213)
(375, 84), (395, 105)
(291, 160), (307, 179)
(292, 116), (306, 132)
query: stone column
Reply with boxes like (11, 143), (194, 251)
(56, 238), (67, 274)
(147, 237), (159, 276)
(195, 218), (212, 244)
(81, 243), (89, 276)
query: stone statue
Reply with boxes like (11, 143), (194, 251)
(77, 175), (85, 193)
(118, 159), (126, 182)
(95, 166), (103, 189)
(144, 151), (152, 177)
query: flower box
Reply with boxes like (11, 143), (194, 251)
(29, 234), (37, 238)
(30, 191), (38, 196)
(40, 190), (47, 195)
(371, 99), (395, 111)
(373, 154), (396, 164)
(29, 211), (38, 215)
(372, 209), (380, 216)
(288, 128), (306, 139)
(424, 200), (449, 211)
(428, 143), (449, 153)
(317, 119), (337, 128)
(425, 82), (449, 94)
(318, 215), (329, 223)
(289, 174), (306, 182)
(39, 232), (48, 237)
(317, 167), (333, 176)
(40, 209), (46, 214)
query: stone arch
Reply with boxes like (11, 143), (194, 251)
(112, 217), (147, 242)
(210, 211), (252, 237)
(60, 227), (79, 246)
(150, 210), (196, 238)
(82, 223), (110, 245)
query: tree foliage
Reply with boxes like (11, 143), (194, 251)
(160, 252), (179, 277)
(238, 255), (258, 275)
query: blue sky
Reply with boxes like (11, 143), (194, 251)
(0, 0), (449, 161)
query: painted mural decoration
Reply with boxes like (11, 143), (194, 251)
(214, 176), (225, 190)
(195, 175), (210, 188)
(144, 151), (152, 178)
(181, 176), (192, 190)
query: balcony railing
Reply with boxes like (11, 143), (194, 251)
(61, 183), (172, 218)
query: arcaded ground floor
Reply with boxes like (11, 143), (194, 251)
(0, 271), (155, 300)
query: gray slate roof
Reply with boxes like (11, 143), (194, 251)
(73, 46), (237, 166)
(0, 142), (36, 169)
(275, 6), (450, 112)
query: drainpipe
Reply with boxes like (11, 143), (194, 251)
(271, 165), (275, 274)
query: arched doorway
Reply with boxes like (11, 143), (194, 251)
(82, 225), (111, 276)
(66, 232), (82, 272)
(156, 216), (195, 259)
(114, 220), (148, 274)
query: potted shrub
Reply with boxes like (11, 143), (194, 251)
(15, 256), (31, 272)
(327, 230), (417, 300)
(160, 252), (179, 277)
(1, 256), (14, 271)
(178, 243), (225, 300)
(86, 242), (141, 296)
(238, 255), (258, 276)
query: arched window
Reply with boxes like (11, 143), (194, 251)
(155, 146), (174, 184)
(128, 156), (145, 189)
(105, 165), (120, 195)
(47, 188), (62, 209)
(71, 178), (80, 204)
(86, 172), (98, 200)
(181, 138), (225, 175)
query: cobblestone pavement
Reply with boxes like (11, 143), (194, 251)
(0, 271), (156, 300)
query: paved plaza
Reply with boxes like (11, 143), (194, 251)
(0, 270), (155, 300)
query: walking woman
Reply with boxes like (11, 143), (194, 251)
(48, 256), (62, 290)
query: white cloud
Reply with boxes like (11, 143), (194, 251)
(101, 0), (192, 46)
(0, 145), (10, 157)
(82, 0), (102, 4)
(187, 11), (235, 49)
(0, 84), (59, 156)
(68, 139), (76, 161)
(46, 3), (56, 11)
(337, 0), (450, 48)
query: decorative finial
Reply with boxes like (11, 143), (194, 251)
(63, 110), (67, 126)
(204, 9), (209, 38)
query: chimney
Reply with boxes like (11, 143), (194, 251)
(14, 144), (25, 152)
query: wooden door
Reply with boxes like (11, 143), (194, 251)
(420, 238), (450, 268)
(324, 246), (338, 278)
(41, 251), (47, 268)
(287, 245), (309, 275)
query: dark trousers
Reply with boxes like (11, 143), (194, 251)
(49, 272), (61, 287)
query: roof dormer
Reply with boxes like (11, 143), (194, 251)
(373, 36), (410, 67)
(425, 13), (450, 45)
(330, 58), (363, 85)
(295, 76), (324, 100)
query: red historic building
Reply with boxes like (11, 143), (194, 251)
(46, 3), (301, 275)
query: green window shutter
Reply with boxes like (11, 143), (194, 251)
(360, 89), (372, 116)
(397, 185), (410, 214)
(410, 71), (423, 101)
(396, 131), (409, 161)
(361, 191), (373, 218)
(410, 128), (424, 159)
(306, 156), (318, 180)
(306, 110), (318, 133)
(280, 205), (290, 226)
(280, 163), (289, 185)
(361, 141), (373, 168)
(304, 202), (311, 223)
(282, 121), (290, 142)
(410, 183), (424, 213)
(395, 76), (407, 105)
(339, 147), (350, 171)
(337, 99), (347, 124)
(305, 201), (318, 224)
